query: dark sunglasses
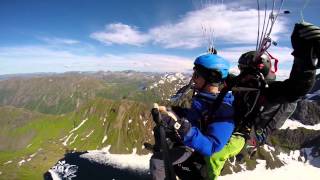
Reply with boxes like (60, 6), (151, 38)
(192, 71), (201, 79)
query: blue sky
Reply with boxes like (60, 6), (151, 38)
(0, 0), (319, 76)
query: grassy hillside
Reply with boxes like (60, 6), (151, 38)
(0, 97), (154, 180)
(0, 74), (105, 114)
(0, 72), (175, 179)
(0, 72), (174, 115)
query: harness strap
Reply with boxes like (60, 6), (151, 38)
(198, 75), (237, 130)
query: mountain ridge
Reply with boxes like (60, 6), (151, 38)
(0, 71), (319, 179)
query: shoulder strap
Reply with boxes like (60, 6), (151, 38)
(199, 78), (235, 130)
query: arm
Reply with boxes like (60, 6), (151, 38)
(183, 120), (234, 157)
(264, 22), (319, 103)
(264, 59), (316, 103)
(183, 103), (235, 157)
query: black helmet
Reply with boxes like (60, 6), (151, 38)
(238, 51), (276, 81)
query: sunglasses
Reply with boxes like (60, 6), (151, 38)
(192, 71), (201, 79)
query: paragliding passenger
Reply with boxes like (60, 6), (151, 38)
(149, 53), (241, 180)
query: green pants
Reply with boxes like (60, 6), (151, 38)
(205, 135), (245, 180)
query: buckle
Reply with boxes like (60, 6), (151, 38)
(174, 122), (181, 130)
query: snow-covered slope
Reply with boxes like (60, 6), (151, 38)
(280, 119), (320, 130)
(47, 146), (320, 180)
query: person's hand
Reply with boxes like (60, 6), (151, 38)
(153, 103), (191, 137)
(161, 112), (191, 138)
(291, 22), (320, 69)
(153, 104), (179, 122)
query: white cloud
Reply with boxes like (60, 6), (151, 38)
(219, 46), (256, 63)
(219, 45), (293, 63)
(0, 46), (192, 75)
(219, 45), (294, 79)
(91, 4), (289, 49)
(41, 37), (80, 45)
(0, 44), (295, 77)
(150, 4), (288, 49)
(90, 23), (150, 46)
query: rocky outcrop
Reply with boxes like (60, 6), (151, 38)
(290, 73), (320, 125)
(269, 128), (320, 149)
(291, 100), (320, 125)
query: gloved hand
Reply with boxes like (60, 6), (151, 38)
(160, 110), (191, 138)
(152, 103), (191, 138)
(291, 22), (320, 69)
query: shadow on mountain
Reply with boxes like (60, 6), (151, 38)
(43, 151), (151, 180)
(302, 135), (320, 168)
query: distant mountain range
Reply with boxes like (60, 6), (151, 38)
(0, 71), (319, 180)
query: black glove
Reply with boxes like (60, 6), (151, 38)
(291, 22), (320, 69)
(161, 111), (191, 138)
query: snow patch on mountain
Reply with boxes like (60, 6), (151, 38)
(68, 147), (320, 180)
(3, 160), (12, 165)
(102, 117), (106, 126)
(86, 130), (95, 138)
(18, 159), (26, 166)
(26, 144), (32, 148)
(220, 161), (320, 180)
(63, 133), (74, 146)
(149, 73), (188, 90)
(262, 145), (276, 161)
(80, 150), (151, 171)
(26, 152), (39, 162)
(280, 119), (320, 130)
(30, 152), (37, 158)
(70, 118), (88, 133)
(166, 73), (185, 82)
(101, 145), (112, 154)
(102, 135), (108, 143)
(69, 134), (78, 145)
(279, 150), (301, 161)
(143, 120), (147, 126)
(59, 135), (68, 141)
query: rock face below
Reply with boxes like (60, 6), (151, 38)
(290, 73), (320, 125)
(291, 100), (320, 125)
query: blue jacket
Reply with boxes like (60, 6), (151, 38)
(183, 91), (235, 157)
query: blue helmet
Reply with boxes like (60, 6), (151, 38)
(194, 54), (230, 82)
